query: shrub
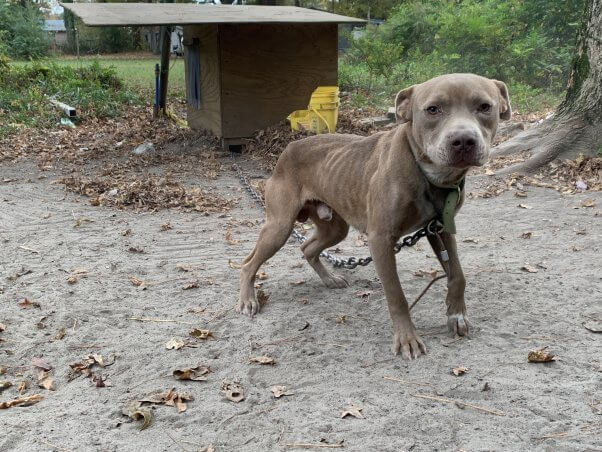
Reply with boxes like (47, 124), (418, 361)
(339, 0), (586, 113)
(0, 1), (49, 59)
(0, 61), (141, 136)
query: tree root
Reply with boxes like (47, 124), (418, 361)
(492, 115), (600, 174)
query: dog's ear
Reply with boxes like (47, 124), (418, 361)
(492, 80), (511, 120)
(395, 86), (414, 123)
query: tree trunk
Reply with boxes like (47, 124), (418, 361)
(493, 0), (602, 173)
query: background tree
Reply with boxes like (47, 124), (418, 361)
(493, 0), (601, 172)
(0, 0), (49, 59)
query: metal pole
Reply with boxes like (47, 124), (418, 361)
(154, 63), (160, 118)
(158, 25), (171, 115)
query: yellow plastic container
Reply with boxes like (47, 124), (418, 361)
(288, 86), (339, 134)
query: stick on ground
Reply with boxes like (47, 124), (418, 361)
(412, 393), (506, 416)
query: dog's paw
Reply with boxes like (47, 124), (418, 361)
(237, 296), (260, 317)
(447, 313), (470, 337)
(323, 274), (349, 289)
(392, 328), (426, 360)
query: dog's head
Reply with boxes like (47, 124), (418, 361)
(395, 73), (511, 169)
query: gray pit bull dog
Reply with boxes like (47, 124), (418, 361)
(238, 73), (511, 360)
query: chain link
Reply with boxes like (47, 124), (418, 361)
(232, 161), (442, 269)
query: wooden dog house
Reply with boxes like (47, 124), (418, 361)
(61, 4), (363, 147)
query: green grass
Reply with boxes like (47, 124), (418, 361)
(11, 55), (186, 98)
(2, 55), (187, 137)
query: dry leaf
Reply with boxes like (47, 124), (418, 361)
(129, 276), (144, 287)
(73, 217), (93, 227)
(484, 168), (495, 176)
(451, 366), (469, 376)
(90, 354), (115, 367)
(354, 234), (367, 247)
(414, 269), (439, 278)
(250, 355), (275, 365)
(18, 298), (40, 309)
(582, 321), (602, 333)
(189, 329), (213, 340)
(37, 372), (55, 391)
(341, 404), (364, 419)
(520, 231), (532, 239)
(166, 337), (187, 350)
(67, 275), (78, 285)
(32, 357), (52, 371)
(290, 280), (306, 286)
(518, 204), (533, 209)
(225, 230), (239, 245)
(257, 289), (269, 306)
(335, 315), (347, 324)
(0, 394), (43, 409)
(55, 327), (65, 340)
(160, 222), (173, 231)
(220, 381), (245, 403)
(0, 381), (12, 392)
(183, 281), (200, 290)
(462, 238), (479, 244)
(17, 381), (27, 394)
(0, 367), (5, 376)
(514, 190), (528, 198)
(521, 265), (539, 273)
(271, 385), (294, 398)
(256, 271), (268, 280)
(127, 405), (153, 430)
(228, 259), (241, 269)
(138, 389), (194, 413)
(581, 199), (596, 208)
(528, 347), (557, 363)
(176, 264), (192, 272)
(173, 365), (211, 381)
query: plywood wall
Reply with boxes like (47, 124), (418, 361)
(184, 25), (222, 137)
(219, 23), (337, 138)
(185, 23), (337, 139)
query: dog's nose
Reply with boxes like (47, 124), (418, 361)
(449, 132), (477, 154)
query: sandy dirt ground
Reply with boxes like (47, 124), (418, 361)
(1, 146), (601, 452)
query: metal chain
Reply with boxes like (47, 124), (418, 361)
(232, 160), (442, 269)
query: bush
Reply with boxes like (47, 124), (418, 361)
(0, 61), (141, 136)
(0, 1), (49, 59)
(339, 0), (586, 112)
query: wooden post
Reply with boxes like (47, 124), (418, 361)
(158, 25), (172, 115)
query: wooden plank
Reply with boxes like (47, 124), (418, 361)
(184, 25), (222, 137)
(61, 4), (365, 27)
(219, 23), (337, 139)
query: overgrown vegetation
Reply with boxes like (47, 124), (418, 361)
(339, 0), (586, 112)
(0, 0), (48, 59)
(0, 61), (141, 137)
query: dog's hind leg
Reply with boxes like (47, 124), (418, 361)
(301, 211), (350, 289)
(238, 182), (300, 316)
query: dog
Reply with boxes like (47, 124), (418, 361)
(238, 73), (511, 359)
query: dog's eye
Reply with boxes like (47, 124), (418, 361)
(479, 103), (492, 113)
(426, 106), (440, 115)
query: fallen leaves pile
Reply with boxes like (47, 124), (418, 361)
(58, 174), (235, 213)
(244, 110), (376, 171)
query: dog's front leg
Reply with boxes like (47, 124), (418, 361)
(368, 233), (426, 359)
(427, 232), (469, 336)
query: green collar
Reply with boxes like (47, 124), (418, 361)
(428, 178), (465, 235)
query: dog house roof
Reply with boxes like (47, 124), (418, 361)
(60, 3), (364, 27)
